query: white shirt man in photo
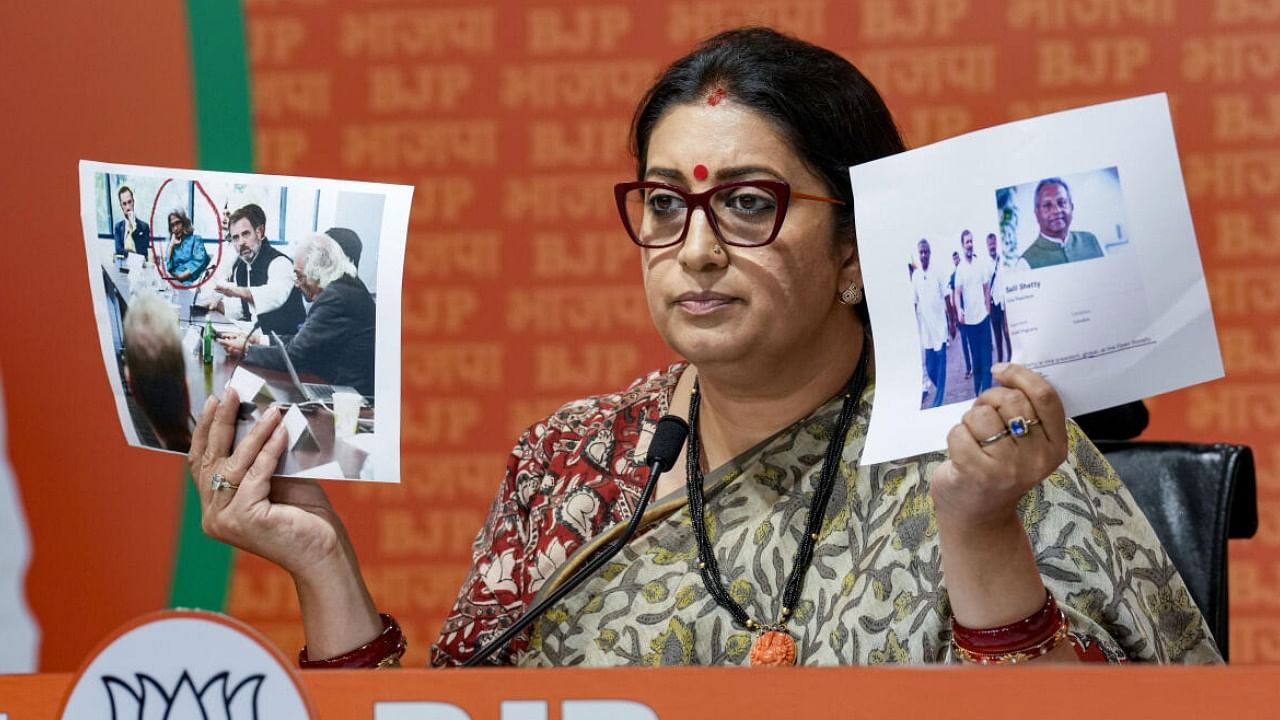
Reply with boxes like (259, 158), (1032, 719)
(952, 230), (993, 395)
(913, 239), (951, 407)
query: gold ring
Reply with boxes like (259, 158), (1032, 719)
(978, 430), (1010, 447)
(210, 473), (240, 492)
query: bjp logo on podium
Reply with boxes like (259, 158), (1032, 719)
(59, 610), (314, 719)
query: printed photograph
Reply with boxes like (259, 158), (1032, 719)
(82, 162), (409, 481)
(996, 166), (1130, 271)
(910, 228), (1012, 410)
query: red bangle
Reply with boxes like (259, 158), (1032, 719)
(952, 590), (1069, 663)
(299, 613), (407, 669)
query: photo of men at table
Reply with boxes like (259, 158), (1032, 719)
(92, 174), (385, 476)
(911, 228), (1012, 410)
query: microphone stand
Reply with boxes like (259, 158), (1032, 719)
(462, 415), (689, 667)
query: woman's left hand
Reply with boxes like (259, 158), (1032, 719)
(929, 363), (1068, 527)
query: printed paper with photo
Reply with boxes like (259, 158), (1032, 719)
(79, 160), (411, 482)
(850, 94), (1222, 464)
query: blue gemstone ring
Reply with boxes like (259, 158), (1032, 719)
(979, 416), (1041, 447)
(1007, 416), (1041, 438)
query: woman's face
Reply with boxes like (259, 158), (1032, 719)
(640, 101), (859, 368)
(168, 214), (186, 239)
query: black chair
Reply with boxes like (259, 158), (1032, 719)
(1095, 441), (1258, 661)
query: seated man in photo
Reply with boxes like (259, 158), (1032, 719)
(203, 203), (308, 336)
(219, 233), (376, 397)
(113, 184), (151, 258)
(1019, 178), (1105, 269)
(325, 226), (363, 269)
(123, 294), (192, 452)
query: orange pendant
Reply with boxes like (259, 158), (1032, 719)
(749, 630), (797, 667)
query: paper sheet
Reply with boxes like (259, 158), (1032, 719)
(225, 366), (267, 403)
(80, 160), (410, 482)
(181, 327), (201, 358)
(339, 432), (379, 454)
(281, 404), (310, 448)
(293, 461), (344, 479)
(850, 94), (1223, 465)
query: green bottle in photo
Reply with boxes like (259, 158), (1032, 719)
(202, 319), (214, 364)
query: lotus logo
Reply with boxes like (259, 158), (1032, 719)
(103, 670), (264, 718)
(60, 611), (313, 719)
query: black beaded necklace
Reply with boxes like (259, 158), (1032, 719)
(685, 338), (869, 666)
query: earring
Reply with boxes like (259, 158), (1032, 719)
(839, 281), (862, 305)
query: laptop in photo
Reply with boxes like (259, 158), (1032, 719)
(269, 331), (363, 405)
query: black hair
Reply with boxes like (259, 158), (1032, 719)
(229, 202), (268, 231)
(630, 27), (906, 240)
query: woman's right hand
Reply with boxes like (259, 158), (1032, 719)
(188, 389), (383, 658)
(188, 389), (345, 577)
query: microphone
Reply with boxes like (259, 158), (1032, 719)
(188, 284), (207, 323)
(462, 415), (690, 667)
(186, 281), (207, 317)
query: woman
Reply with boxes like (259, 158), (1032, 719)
(165, 207), (210, 284)
(188, 28), (1219, 667)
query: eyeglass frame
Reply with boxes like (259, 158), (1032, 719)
(613, 179), (845, 249)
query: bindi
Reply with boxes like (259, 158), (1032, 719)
(706, 87), (727, 106)
(693, 164), (709, 181)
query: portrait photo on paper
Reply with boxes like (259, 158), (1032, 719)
(994, 165), (1152, 379)
(79, 160), (410, 482)
(997, 166), (1127, 272)
(853, 94), (1222, 465)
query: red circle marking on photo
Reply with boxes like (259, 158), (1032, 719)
(147, 178), (224, 290)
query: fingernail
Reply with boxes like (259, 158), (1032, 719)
(265, 406), (280, 421)
(204, 396), (217, 411)
(992, 363), (1010, 374)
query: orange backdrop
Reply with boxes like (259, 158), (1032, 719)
(0, 1), (194, 671)
(2, 0), (1279, 671)
(231, 0), (1280, 666)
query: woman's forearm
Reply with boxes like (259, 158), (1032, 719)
(936, 508), (1080, 663)
(293, 538), (383, 660)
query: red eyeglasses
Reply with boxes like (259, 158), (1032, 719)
(614, 180), (844, 249)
